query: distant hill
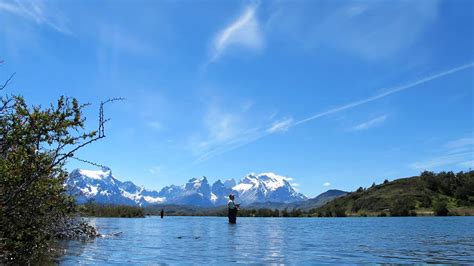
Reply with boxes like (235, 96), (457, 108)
(247, 189), (347, 211)
(294, 189), (348, 210)
(312, 171), (474, 217)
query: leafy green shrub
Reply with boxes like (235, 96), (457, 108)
(390, 198), (415, 216)
(0, 84), (119, 262)
(333, 206), (347, 217)
(433, 200), (449, 216)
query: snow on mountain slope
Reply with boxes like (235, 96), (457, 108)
(66, 167), (164, 206)
(211, 179), (235, 205)
(170, 176), (213, 207)
(67, 168), (307, 207)
(233, 173), (307, 205)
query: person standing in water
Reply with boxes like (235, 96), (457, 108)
(227, 194), (239, 224)
(160, 209), (164, 219)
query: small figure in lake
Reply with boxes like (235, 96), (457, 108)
(160, 209), (164, 219)
(227, 194), (240, 224)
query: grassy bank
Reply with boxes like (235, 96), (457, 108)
(311, 171), (474, 217)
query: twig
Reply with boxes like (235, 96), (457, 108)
(70, 157), (108, 169)
(0, 72), (15, 90)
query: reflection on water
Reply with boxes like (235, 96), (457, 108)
(58, 216), (474, 264)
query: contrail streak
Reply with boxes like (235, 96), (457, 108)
(194, 62), (474, 163)
(294, 62), (474, 126)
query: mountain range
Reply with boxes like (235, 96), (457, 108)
(66, 167), (315, 207)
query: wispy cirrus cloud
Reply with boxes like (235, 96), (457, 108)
(0, 0), (71, 34)
(266, 117), (294, 133)
(190, 101), (297, 163)
(149, 166), (162, 175)
(210, 5), (263, 62)
(410, 137), (474, 170)
(191, 102), (261, 163)
(97, 24), (155, 56)
(267, 1), (440, 61)
(146, 121), (165, 131)
(192, 63), (473, 164)
(351, 115), (388, 131)
(445, 137), (474, 150)
(410, 152), (473, 170)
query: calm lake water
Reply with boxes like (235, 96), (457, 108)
(58, 216), (474, 264)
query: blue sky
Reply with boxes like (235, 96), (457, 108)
(1, 0), (473, 197)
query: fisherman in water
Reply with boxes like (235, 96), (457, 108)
(227, 194), (240, 224)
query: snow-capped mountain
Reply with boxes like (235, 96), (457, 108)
(66, 168), (307, 207)
(233, 173), (307, 205)
(211, 179), (236, 205)
(157, 176), (214, 207)
(66, 167), (165, 206)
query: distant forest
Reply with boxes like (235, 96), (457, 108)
(79, 202), (145, 218)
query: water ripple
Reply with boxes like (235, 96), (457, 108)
(58, 216), (474, 264)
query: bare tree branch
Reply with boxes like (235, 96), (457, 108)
(70, 157), (108, 169)
(0, 72), (15, 91)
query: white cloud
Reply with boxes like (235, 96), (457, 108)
(201, 107), (242, 144)
(410, 152), (473, 170)
(242, 100), (254, 112)
(211, 5), (263, 61)
(266, 117), (293, 133)
(192, 109), (298, 163)
(147, 121), (165, 131)
(445, 137), (474, 149)
(352, 115), (388, 131)
(149, 166), (161, 175)
(0, 0), (71, 34)
(410, 137), (474, 170)
(191, 102), (263, 163)
(323, 182), (331, 187)
(268, 1), (440, 60)
(97, 24), (155, 55)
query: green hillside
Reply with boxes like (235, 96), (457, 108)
(311, 171), (474, 217)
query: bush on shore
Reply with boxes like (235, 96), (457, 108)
(0, 71), (114, 263)
(433, 200), (449, 216)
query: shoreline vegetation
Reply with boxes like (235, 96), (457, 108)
(1, 66), (120, 263)
(79, 203), (146, 218)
